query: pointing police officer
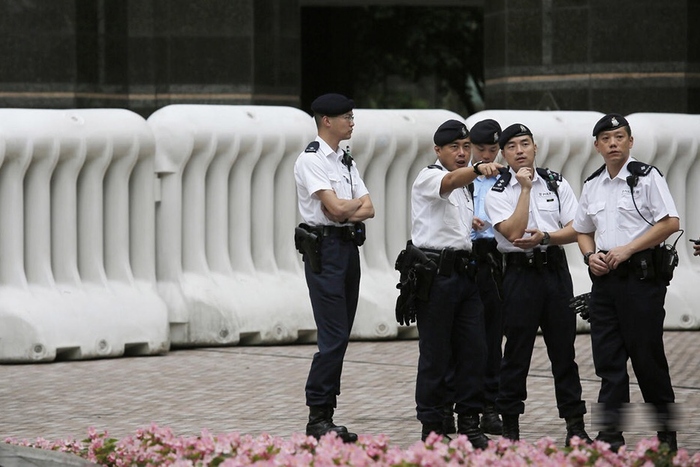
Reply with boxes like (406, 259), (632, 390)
(484, 123), (592, 446)
(294, 93), (375, 442)
(573, 114), (680, 452)
(410, 119), (502, 448)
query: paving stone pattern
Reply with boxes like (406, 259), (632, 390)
(1, 332), (698, 454)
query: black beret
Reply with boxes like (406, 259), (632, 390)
(311, 93), (354, 117)
(498, 123), (533, 149)
(592, 113), (629, 137)
(469, 119), (502, 145)
(434, 119), (469, 146)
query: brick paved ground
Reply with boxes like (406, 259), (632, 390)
(1, 331), (698, 454)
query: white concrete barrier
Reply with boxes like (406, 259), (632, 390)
(467, 110), (700, 330)
(147, 105), (320, 347)
(0, 109), (169, 362)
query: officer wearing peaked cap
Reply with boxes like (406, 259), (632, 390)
(406, 119), (503, 448)
(573, 113), (680, 452)
(466, 118), (505, 436)
(484, 122), (592, 446)
(294, 93), (375, 443)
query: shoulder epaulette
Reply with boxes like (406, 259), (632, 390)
(427, 164), (445, 170)
(584, 164), (606, 183)
(491, 167), (512, 192)
(628, 161), (663, 177)
(536, 167), (562, 193)
(304, 141), (319, 153)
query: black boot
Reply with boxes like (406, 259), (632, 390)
(458, 413), (490, 449)
(596, 430), (625, 453)
(657, 431), (678, 453)
(565, 415), (593, 446)
(480, 404), (503, 435)
(442, 404), (456, 435)
(421, 421), (450, 442)
(501, 414), (520, 441)
(306, 406), (358, 443)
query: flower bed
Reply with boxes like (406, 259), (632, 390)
(5, 424), (699, 466)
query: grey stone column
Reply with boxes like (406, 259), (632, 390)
(483, 0), (700, 113)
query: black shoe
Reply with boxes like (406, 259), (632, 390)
(306, 406), (358, 443)
(657, 431), (677, 453)
(565, 416), (593, 446)
(481, 405), (503, 435)
(442, 404), (457, 435)
(458, 413), (490, 450)
(421, 422), (451, 442)
(596, 431), (625, 452)
(501, 414), (520, 441)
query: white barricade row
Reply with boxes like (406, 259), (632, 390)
(1, 107), (698, 362)
(467, 111), (700, 330)
(0, 109), (170, 362)
(147, 105), (321, 347)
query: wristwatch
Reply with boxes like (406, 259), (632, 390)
(473, 161), (484, 176)
(540, 231), (550, 246)
(583, 251), (595, 266)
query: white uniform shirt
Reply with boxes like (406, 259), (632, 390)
(485, 168), (578, 253)
(572, 157), (679, 251)
(411, 161), (474, 251)
(294, 137), (369, 226)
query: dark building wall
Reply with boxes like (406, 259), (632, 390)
(0, 0), (301, 118)
(484, 0), (700, 114)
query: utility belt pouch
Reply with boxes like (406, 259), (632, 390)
(352, 222), (366, 246)
(631, 249), (656, 281)
(294, 223), (322, 273)
(655, 244), (678, 282)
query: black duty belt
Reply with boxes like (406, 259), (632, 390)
(505, 247), (566, 270)
(419, 247), (475, 278)
(317, 225), (356, 240)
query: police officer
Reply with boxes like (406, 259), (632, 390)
(573, 114), (679, 452)
(294, 93), (375, 442)
(411, 119), (502, 448)
(484, 123), (592, 446)
(468, 119), (505, 435)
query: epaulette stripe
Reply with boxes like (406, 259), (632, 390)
(584, 164), (606, 183)
(304, 141), (320, 153)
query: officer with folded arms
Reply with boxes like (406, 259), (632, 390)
(573, 113), (680, 452)
(409, 119), (502, 448)
(294, 93), (375, 442)
(484, 123), (592, 446)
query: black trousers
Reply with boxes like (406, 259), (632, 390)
(497, 261), (586, 418)
(415, 271), (486, 423)
(589, 271), (675, 428)
(304, 234), (360, 408)
(475, 251), (504, 407)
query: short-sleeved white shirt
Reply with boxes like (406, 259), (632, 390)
(411, 161), (474, 251)
(485, 168), (578, 253)
(572, 157), (679, 251)
(294, 137), (369, 226)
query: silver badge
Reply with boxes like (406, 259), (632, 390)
(611, 117), (619, 127)
(460, 126), (468, 138)
(493, 132), (499, 143)
(520, 124), (528, 133)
